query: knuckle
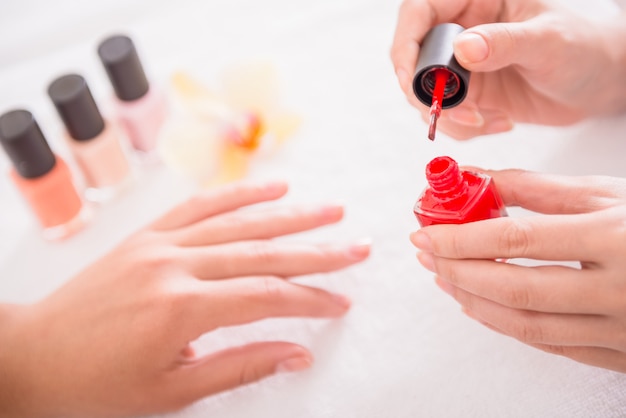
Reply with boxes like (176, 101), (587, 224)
(500, 285), (533, 310)
(248, 242), (281, 264)
(498, 220), (533, 257)
(138, 250), (179, 275)
(259, 276), (288, 302)
(437, 260), (460, 286)
(239, 362), (264, 386)
(510, 316), (544, 343)
(448, 231), (469, 259)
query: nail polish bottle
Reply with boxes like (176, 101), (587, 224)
(412, 23), (471, 110)
(0, 110), (86, 240)
(414, 156), (507, 227)
(97, 34), (167, 159)
(48, 73), (132, 201)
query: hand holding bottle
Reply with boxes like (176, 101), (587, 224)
(0, 181), (371, 418)
(390, 0), (626, 139)
(411, 169), (626, 373)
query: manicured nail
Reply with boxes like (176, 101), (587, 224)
(319, 204), (344, 222)
(417, 252), (436, 273)
(347, 238), (372, 260)
(276, 353), (313, 373)
(410, 231), (432, 252)
(332, 293), (352, 309)
(485, 116), (514, 134)
(435, 277), (455, 297)
(448, 106), (485, 127)
(454, 32), (489, 63)
(264, 181), (288, 195)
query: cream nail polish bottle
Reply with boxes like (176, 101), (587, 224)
(48, 73), (133, 201)
(0, 109), (87, 240)
(97, 34), (167, 160)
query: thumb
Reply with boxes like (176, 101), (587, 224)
(453, 19), (551, 72)
(170, 342), (313, 404)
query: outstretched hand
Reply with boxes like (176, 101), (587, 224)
(0, 181), (371, 418)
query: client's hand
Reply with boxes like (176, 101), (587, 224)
(0, 181), (370, 418)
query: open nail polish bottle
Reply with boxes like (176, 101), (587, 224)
(414, 156), (507, 227)
(0, 109), (87, 239)
(48, 73), (132, 201)
(412, 23), (471, 140)
(98, 34), (167, 159)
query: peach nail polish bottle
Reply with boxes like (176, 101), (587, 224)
(97, 34), (167, 160)
(48, 74), (132, 201)
(0, 110), (86, 240)
(414, 156), (507, 227)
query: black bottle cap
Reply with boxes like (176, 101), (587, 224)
(97, 34), (149, 102)
(412, 23), (471, 109)
(0, 110), (56, 179)
(48, 74), (105, 141)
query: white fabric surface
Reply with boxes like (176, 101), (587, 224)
(2, 1), (626, 417)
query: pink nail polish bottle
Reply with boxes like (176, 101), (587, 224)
(48, 74), (133, 202)
(97, 34), (167, 160)
(414, 156), (507, 226)
(0, 110), (87, 240)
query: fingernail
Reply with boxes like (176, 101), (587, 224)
(276, 354), (313, 373)
(447, 106), (485, 127)
(264, 181), (288, 195)
(485, 116), (514, 134)
(454, 32), (489, 63)
(461, 306), (476, 319)
(410, 231), (432, 252)
(435, 277), (455, 297)
(319, 205), (344, 222)
(332, 293), (352, 309)
(347, 238), (372, 260)
(417, 252), (436, 273)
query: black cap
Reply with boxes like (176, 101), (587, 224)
(412, 23), (471, 109)
(97, 34), (149, 101)
(48, 74), (105, 141)
(0, 110), (56, 179)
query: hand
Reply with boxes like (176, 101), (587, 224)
(0, 181), (371, 418)
(390, 0), (626, 139)
(411, 169), (626, 373)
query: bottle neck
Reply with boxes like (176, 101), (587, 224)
(425, 156), (468, 201)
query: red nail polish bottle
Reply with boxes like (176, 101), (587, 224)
(414, 156), (507, 227)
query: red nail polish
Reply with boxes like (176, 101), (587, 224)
(414, 156), (507, 226)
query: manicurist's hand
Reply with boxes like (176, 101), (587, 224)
(411, 169), (626, 373)
(391, 0), (626, 139)
(0, 181), (371, 418)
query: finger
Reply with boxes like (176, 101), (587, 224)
(390, 0), (437, 97)
(170, 342), (313, 406)
(431, 107), (514, 140)
(482, 170), (622, 214)
(418, 255), (610, 314)
(150, 181), (288, 231)
(528, 344), (626, 374)
(170, 204), (344, 247)
(437, 278), (621, 350)
(183, 276), (351, 337)
(183, 240), (371, 280)
(412, 213), (605, 261)
(453, 16), (557, 72)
